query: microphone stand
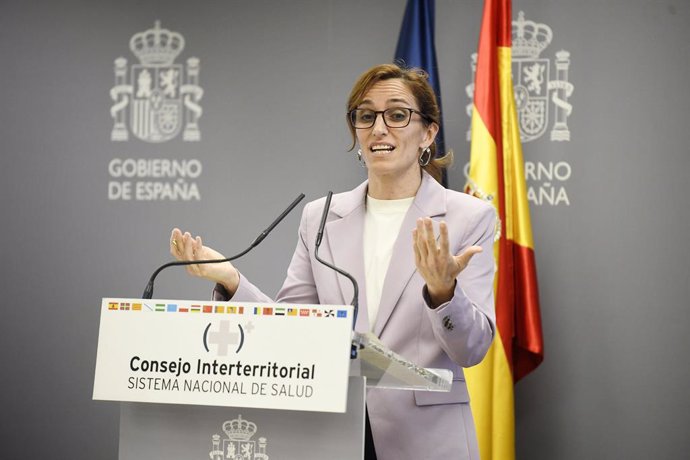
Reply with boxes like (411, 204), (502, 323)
(141, 193), (305, 299)
(314, 191), (360, 359)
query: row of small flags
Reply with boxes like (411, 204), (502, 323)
(108, 302), (348, 318)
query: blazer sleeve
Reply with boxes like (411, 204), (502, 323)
(423, 203), (497, 367)
(213, 202), (320, 305)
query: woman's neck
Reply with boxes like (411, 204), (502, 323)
(367, 168), (422, 200)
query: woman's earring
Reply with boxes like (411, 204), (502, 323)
(418, 147), (432, 166)
(357, 149), (367, 168)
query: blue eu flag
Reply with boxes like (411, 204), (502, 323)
(395, 0), (447, 186)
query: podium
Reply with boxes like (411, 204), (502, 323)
(94, 298), (451, 459)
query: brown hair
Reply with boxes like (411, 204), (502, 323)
(346, 63), (452, 183)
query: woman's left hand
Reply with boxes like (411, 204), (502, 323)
(413, 217), (483, 308)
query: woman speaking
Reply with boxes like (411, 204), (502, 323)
(170, 63), (496, 460)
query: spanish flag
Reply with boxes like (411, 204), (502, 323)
(463, 0), (544, 459)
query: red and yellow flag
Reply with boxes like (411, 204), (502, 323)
(464, 0), (544, 458)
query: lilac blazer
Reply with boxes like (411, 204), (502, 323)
(215, 171), (496, 460)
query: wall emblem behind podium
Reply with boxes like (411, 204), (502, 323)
(463, 11), (576, 207)
(465, 11), (574, 143)
(110, 21), (203, 143)
(209, 415), (269, 460)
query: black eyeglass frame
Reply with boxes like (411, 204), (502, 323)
(347, 107), (432, 129)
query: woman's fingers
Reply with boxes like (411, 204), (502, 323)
(412, 219), (481, 307)
(170, 230), (203, 276)
(455, 245), (483, 271)
(170, 228), (183, 258)
(194, 236), (202, 256)
(182, 232), (193, 258)
(439, 221), (450, 256)
(412, 228), (422, 266)
(423, 218), (436, 253)
(415, 218), (431, 260)
(168, 229), (237, 293)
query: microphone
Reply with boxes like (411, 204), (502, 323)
(141, 193), (306, 299)
(313, 191), (360, 358)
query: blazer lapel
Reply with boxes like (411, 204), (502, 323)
(373, 173), (447, 337)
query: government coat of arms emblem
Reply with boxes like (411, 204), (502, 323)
(110, 21), (203, 143)
(209, 415), (269, 460)
(466, 11), (574, 143)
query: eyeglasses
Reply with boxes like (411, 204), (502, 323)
(348, 107), (430, 129)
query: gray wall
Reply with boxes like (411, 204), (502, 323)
(1, 0), (688, 458)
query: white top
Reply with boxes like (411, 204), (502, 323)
(363, 195), (414, 331)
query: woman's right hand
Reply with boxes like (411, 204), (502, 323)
(170, 228), (240, 295)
